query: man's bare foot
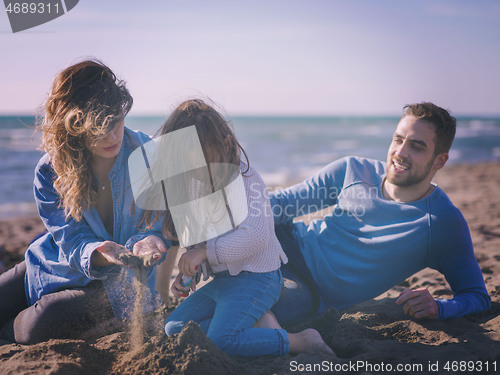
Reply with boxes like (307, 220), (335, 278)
(289, 328), (335, 356)
(253, 311), (282, 329)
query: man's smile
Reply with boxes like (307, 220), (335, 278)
(392, 158), (410, 173)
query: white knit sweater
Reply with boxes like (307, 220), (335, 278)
(204, 164), (288, 275)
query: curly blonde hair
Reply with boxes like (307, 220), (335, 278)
(37, 59), (133, 221)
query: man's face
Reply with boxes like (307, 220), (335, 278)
(386, 115), (438, 187)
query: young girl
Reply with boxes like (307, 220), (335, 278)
(152, 99), (333, 357)
(0, 60), (167, 343)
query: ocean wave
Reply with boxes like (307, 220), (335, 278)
(1, 115), (500, 207)
(0, 202), (38, 219)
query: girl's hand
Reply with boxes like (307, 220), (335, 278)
(132, 235), (167, 266)
(171, 274), (191, 298)
(91, 241), (129, 267)
(178, 247), (207, 276)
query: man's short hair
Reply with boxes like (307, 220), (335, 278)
(403, 102), (456, 155)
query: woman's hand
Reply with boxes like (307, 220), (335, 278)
(132, 235), (167, 266)
(178, 246), (207, 276)
(91, 241), (129, 267)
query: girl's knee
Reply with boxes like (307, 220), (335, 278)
(164, 320), (185, 336)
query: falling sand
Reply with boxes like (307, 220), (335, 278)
(115, 252), (157, 351)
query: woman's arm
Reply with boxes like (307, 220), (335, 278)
(34, 157), (126, 278)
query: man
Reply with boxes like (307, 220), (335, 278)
(270, 102), (491, 326)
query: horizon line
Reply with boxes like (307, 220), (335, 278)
(1, 112), (500, 118)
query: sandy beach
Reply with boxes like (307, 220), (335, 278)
(0, 162), (499, 375)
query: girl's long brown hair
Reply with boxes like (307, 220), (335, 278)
(144, 99), (249, 241)
(37, 59), (133, 221)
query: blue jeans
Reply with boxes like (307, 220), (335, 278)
(165, 269), (288, 356)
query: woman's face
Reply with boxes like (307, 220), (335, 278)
(86, 118), (125, 160)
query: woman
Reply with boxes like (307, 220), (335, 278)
(0, 59), (168, 344)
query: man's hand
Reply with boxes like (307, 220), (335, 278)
(396, 288), (439, 320)
(178, 247), (207, 276)
(91, 241), (129, 267)
(132, 235), (167, 266)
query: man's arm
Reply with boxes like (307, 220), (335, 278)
(270, 157), (349, 224)
(396, 288), (439, 319)
(428, 207), (491, 320)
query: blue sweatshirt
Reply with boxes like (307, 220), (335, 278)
(271, 156), (491, 320)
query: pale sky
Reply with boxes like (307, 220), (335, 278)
(1, 0), (499, 116)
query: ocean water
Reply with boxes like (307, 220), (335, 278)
(1, 115), (500, 218)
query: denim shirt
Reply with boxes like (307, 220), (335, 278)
(24, 127), (168, 320)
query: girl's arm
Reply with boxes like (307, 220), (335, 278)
(157, 245), (180, 304)
(205, 169), (272, 268)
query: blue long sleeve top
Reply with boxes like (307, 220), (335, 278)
(25, 127), (168, 320)
(270, 156), (491, 320)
